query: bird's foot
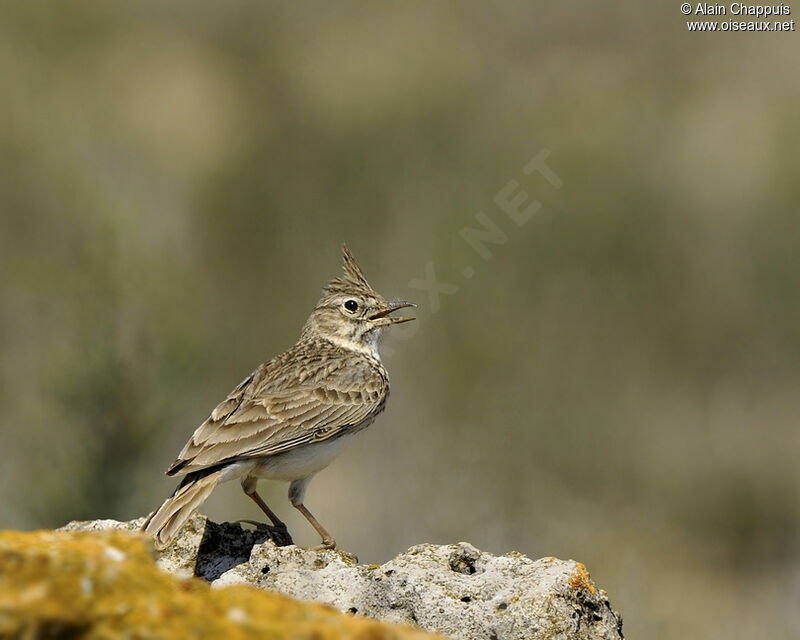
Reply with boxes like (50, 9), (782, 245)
(236, 519), (294, 547)
(270, 522), (294, 546)
(302, 538), (358, 563)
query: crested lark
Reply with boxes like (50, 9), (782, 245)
(143, 245), (415, 551)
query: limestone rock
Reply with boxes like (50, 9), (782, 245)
(63, 515), (624, 639)
(0, 527), (432, 639)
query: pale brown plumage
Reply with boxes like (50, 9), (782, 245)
(143, 245), (414, 550)
(167, 341), (389, 474)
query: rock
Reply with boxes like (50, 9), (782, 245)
(62, 514), (624, 639)
(0, 526), (432, 639)
(60, 514), (287, 581)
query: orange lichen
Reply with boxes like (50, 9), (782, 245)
(568, 562), (596, 595)
(0, 529), (436, 639)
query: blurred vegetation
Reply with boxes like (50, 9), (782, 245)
(1, 2), (799, 638)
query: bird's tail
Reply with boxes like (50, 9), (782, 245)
(142, 468), (224, 550)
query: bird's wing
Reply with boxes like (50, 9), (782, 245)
(166, 356), (387, 476)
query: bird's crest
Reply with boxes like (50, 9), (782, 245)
(323, 244), (376, 295)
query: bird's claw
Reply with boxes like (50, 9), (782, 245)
(236, 519), (294, 546)
(303, 540), (358, 563)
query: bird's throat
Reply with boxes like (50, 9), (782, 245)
(322, 333), (382, 361)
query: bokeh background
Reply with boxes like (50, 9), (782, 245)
(2, 2), (799, 638)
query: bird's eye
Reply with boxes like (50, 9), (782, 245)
(344, 300), (359, 312)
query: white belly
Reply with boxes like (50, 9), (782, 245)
(247, 434), (356, 482)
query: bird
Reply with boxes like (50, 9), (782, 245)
(142, 245), (415, 551)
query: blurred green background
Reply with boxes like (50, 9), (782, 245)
(2, 2), (799, 638)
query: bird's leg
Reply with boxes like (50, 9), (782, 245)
(241, 476), (288, 531)
(289, 477), (336, 550)
(294, 503), (336, 550)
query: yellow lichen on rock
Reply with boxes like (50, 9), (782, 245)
(568, 561), (597, 595)
(0, 529), (435, 639)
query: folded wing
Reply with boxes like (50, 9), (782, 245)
(166, 353), (387, 476)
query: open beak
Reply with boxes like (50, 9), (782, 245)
(368, 301), (417, 327)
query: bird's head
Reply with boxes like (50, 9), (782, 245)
(301, 245), (415, 357)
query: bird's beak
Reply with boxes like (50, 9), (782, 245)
(368, 301), (417, 327)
